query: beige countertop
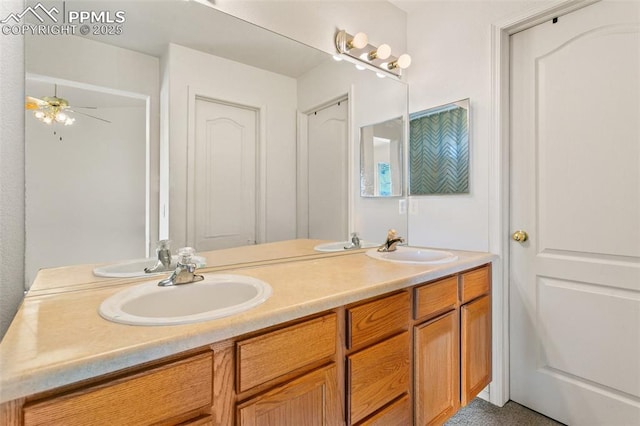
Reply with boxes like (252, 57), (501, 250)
(0, 241), (495, 404)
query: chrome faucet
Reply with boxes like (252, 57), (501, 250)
(145, 239), (173, 273)
(377, 229), (405, 252)
(344, 232), (361, 250)
(158, 247), (204, 287)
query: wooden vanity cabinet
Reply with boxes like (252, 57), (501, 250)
(413, 277), (460, 426)
(21, 351), (215, 426)
(413, 264), (492, 424)
(460, 266), (492, 406)
(1, 264), (492, 426)
(234, 313), (340, 426)
(345, 292), (411, 425)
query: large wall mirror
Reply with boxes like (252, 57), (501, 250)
(409, 99), (470, 195)
(23, 0), (408, 285)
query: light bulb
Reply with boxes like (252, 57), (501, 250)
(64, 117), (75, 126)
(34, 111), (44, 119)
(355, 64), (366, 71)
(368, 44), (391, 61)
(389, 54), (412, 70)
(332, 55), (343, 62)
(348, 32), (368, 50)
(43, 116), (53, 124)
(376, 72), (386, 79)
(55, 111), (67, 123)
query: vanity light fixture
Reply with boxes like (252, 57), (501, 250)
(335, 29), (411, 77)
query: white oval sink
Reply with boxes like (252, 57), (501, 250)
(366, 246), (458, 265)
(314, 241), (378, 252)
(93, 256), (206, 278)
(99, 274), (271, 326)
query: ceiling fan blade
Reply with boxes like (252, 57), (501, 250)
(26, 96), (48, 110)
(68, 109), (112, 123)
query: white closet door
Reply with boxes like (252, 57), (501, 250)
(307, 100), (349, 241)
(510, 1), (640, 424)
(192, 98), (257, 251)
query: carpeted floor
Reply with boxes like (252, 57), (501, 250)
(445, 398), (565, 425)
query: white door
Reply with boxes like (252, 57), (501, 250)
(307, 100), (349, 241)
(192, 98), (257, 251)
(510, 2), (640, 424)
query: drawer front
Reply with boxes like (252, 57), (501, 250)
(348, 332), (410, 425)
(237, 313), (337, 393)
(347, 292), (409, 350)
(460, 265), (491, 304)
(358, 394), (411, 426)
(23, 352), (213, 426)
(414, 276), (458, 320)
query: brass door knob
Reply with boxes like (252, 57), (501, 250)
(512, 230), (528, 242)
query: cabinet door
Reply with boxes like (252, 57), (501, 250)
(461, 294), (491, 405)
(414, 310), (460, 426)
(237, 365), (339, 426)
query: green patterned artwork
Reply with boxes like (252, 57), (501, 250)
(409, 99), (470, 195)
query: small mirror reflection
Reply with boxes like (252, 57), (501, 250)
(360, 117), (403, 197)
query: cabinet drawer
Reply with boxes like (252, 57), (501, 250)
(347, 292), (409, 349)
(414, 276), (458, 320)
(348, 332), (410, 425)
(358, 394), (411, 426)
(460, 265), (490, 303)
(23, 352), (213, 426)
(237, 313), (336, 393)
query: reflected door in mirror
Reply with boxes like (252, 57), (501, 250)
(192, 98), (257, 251)
(308, 101), (348, 241)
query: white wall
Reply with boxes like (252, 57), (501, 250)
(25, 106), (146, 286)
(166, 43), (298, 247)
(213, 0), (407, 57)
(0, 0), (25, 340)
(298, 59), (408, 244)
(398, 0), (545, 251)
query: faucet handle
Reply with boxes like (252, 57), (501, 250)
(177, 247), (197, 265)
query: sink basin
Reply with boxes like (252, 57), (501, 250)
(314, 241), (378, 252)
(366, 246), (458, 265)
(93, 256), (206, 278)
(99, 274), (271, 326)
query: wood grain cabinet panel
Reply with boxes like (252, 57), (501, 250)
(414, 276), (458, 320)
(348, 332), (410, 425)
(460, 265), (490, 304)
(461, 295), (492, 406)
(237, 313), (336, 393)
(414, 310), (460, 425)
(357, 395), (411, 426)
(237, 365), (339, 426)
(22, 352), (213, 426)
(347, 292), (409, 350)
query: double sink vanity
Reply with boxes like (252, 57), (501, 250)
(0, 239), (494, 425)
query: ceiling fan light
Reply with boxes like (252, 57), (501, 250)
(34, 111), (45, 119)
(43, 116), (53, 124)
(55, 111), (67, 123)
(64, 117), (75, 126)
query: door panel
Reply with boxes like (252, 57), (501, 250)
(193, 98), (256, 251)
(510, 1), (640, 424)
(307, 101), (348, 241)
